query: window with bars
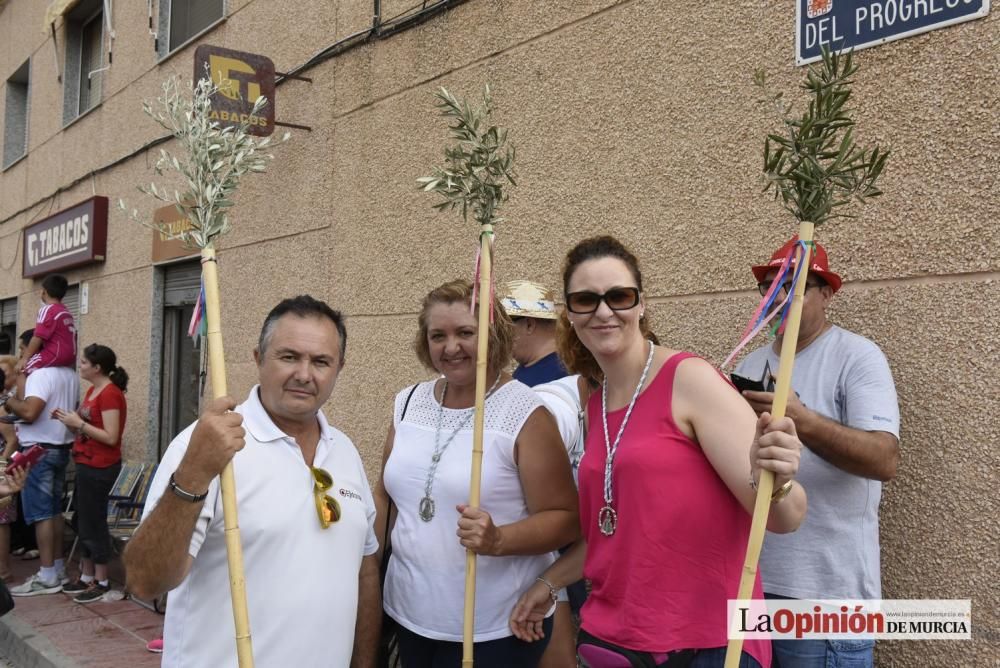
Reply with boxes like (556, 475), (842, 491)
(158, 0), (225, 57)
(78, 13), (103, 114)
(3, 59), (30, 170)
(62, 0), (104, 125)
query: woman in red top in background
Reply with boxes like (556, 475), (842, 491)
(54, 344), (128, 604)
(511, 237), (808, 668)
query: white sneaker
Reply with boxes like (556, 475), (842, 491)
(10, 573), (63, 597)
(58, 567), (70, 585)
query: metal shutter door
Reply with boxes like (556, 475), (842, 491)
(164, 261), (201, 307)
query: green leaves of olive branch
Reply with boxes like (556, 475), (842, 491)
(417, 85), (516, 229)
(119, 72), (290, 249)
(756, 46), (889, 226)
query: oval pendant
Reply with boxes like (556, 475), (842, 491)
(598, 505), (617, 536)
(419, 496), (436, 522)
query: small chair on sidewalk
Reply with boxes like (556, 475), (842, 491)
(109, 464), (157, 549)
(107, 464), (167, 613)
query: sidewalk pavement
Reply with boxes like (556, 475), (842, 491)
(0, 555), (162, 667)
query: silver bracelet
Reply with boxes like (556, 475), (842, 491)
(535, 576), (558, 605)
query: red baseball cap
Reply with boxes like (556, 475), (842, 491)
(751, 236), (842, 293)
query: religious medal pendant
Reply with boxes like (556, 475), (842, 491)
(419, 496), (436, 522)
(598, 505), (617, 536)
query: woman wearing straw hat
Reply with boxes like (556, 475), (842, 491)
(376, 279), (579, 668)
(510, 237), (808, 668)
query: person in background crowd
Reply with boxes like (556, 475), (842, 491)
(6, 333), (38, 561)
(54, 344), (129, 604)
(0, 360), (20, 581)
(501, 280), (568, 387)
(14, 274), (77, 400)
(501, 278), (583, 668)
(4, 360), (78, 596)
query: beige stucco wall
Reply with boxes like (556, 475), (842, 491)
(1, 0), (997, 664)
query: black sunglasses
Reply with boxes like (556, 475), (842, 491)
(757, 280), (824, 297)
(566, 287), (641, 314)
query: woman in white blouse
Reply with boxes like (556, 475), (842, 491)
(376, 279), (579, 668)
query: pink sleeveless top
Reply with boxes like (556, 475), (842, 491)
(579, 352), (770, 667)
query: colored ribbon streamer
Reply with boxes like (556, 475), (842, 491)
(470, 229), (496, 323)
(721, 240), (812, 370)
(188, 281), (207, 343)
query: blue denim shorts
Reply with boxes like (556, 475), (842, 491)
(20, 446), (70, 524)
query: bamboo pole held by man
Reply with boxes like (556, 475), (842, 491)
(201, 246), (255, 666)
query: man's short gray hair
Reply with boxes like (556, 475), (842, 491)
(257, 296), (347, 363)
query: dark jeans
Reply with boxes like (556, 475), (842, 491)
(397, 616), (553, 668)
(74, 462), (121, 565)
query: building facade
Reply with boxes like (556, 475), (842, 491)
(1, 0), (997, 663)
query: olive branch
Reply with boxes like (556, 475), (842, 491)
(119, 71), (289, 248)
(756, 46), (889, 225)
(417, 85), (516, 228)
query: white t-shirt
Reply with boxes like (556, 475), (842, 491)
(383, 379), (556, 642)
(17, 366), (79, 445)
(142, 386), (378, 668)
(737, 325), (900, 600)
(533, 375), (585, 483)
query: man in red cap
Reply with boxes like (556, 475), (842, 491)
(736, 237), (900, 668)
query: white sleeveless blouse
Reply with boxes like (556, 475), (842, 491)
(383, 379), (556, 642)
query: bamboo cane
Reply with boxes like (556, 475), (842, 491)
(724, 221), (814, 668)
(201, 245), (255, 667)
(462, 225), (494, 667)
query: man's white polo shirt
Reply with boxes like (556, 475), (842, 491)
(142, 386), (378, 668)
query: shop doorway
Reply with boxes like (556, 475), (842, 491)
(158, 261), (204, 459)
(0, 298), (17, 356)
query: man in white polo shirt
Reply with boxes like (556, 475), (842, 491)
(125, 295), (380, 667)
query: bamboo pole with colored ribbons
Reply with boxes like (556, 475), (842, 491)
(463, 225), (494, 667)
(201, 245), (254, 667)
(725, 221), (813, 668)
(419, 85), (516, 668)
(726, 45), (890, 667)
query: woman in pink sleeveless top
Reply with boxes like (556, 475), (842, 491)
(511, 237), (808, 668)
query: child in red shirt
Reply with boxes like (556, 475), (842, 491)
(15, 275), (76, 399)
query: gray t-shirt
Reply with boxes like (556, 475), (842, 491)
(737, 325), (899, 599)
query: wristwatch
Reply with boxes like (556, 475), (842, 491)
(169, 472), (209, 503)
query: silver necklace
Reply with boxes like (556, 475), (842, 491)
(599, 340), (655, 536)
(419, 374), (503, 522)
